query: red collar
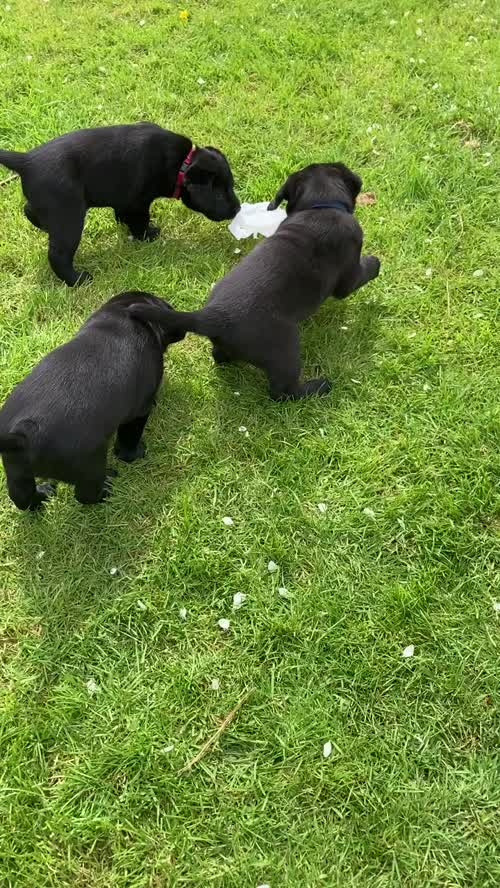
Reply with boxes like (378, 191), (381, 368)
(173, 145), (196, 199)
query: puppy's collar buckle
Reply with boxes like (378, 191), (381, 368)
(173, 145), (197, 199)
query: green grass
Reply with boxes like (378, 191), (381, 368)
(0, 0), (499, 885)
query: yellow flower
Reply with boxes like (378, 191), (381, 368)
(179, 9), (190, 22)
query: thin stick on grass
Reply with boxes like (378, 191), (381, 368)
(178, 687), (253, 775)
(0, 174), (17, 187)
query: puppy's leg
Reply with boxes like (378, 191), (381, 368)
(334, 255), (381, 299)
(262, 327), (332, 401)
(74, 451), (113, 505)
(211, 339), (237, 365)
(114, 414), (150, 463)
(47, 209), (91, 287)
(3, 454), (56, 511)
(116, 206), (159, 242)
(24, 202), (46, 232)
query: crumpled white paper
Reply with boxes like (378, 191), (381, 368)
(229, 201), (287, 240)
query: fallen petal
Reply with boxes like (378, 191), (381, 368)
(209, 678), (220, 690)
(317, 502), (328, 513)
(323, 741), (332, 758)
(278, 587), (292, 599)
(363, 507), (376, 519)
(493, 601), (500, 613)
(197, 77), (206, 85)
(137, 599), (147, 611)
(472, 268), (484, 277)
(179, 607), (187, 620)
(402, 644), (415, 658)
(222, 516), (234, 526)
(110, 566), (119, 576)
(86, 678), (99, 696)
(267, 560), (278, 573)
(233, 592), (246, 610)
(217, 618), (231, 631)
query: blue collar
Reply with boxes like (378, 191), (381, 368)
(309, 200), (352, 213)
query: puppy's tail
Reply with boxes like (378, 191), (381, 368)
(127, 303), (202, 340)
(0, 431), (26, 453)
(0, 148), (27, 174)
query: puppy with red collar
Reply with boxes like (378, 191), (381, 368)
(0, 123), (240, 285)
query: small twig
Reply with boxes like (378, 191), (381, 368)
(0, 173), (17, 187)
(178, 688), (253, 775)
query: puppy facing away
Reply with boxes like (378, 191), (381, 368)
(0, 123), (240, 286)
(128, 162), (381, 400)
(0, 292), (185, 511)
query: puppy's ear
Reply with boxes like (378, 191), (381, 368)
(268, 180), (289, 210)
(332, 163), (362, 199)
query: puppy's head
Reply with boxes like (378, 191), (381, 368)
(268, 163), (362, 214)
(181, 147), (240, 222)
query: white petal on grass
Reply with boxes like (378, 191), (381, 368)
(278, 587), (292, 599)
(217, 618), (230, 631)
(209, 678), (220, 690)
(340, 325), (348, 331)
(416, 27), (423, 36)
(267, 560), (278, 573)
(110, 566), (119, 576)
(402, 644), (415, 658)
(423, 383), (431, 392)
(351, 378), (362, 385)
(234, 248), (241, 254)
(317, 502), (328, 513)
(36, 550), (45, 560)
(197, 76), (206, 85)
(233, 390), (240, 396)
(179, 607), (187, 620)
(161, 744), (174, 753)
(139, 18), (145, 25)
(137, 599), (147, 611)
(319, 427), (326, 437)
(86, 678), (99, 696)
(425, 267), (433, 277)
(222, 516), (234, 526)
(493, 601), (500, 613)
(473, 268), (484, 278)
(233, 592), (246, 610)
(363, 507), (376, 519)
(323, 741), (332, 758)
(257, 884), (271, 888)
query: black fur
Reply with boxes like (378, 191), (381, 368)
(0, 292), (185, 510)
(0, 123), (240, 286)
(128, 163), (381, 400)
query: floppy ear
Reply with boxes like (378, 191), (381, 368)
(268, 180), (289, 210)
(332, 163), (362, 199)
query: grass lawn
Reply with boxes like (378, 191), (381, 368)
(0, 0), (499, 885)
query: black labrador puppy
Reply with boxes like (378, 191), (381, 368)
(0, 292), (185, 510)
(127, 162), (381, 400)
(0, 123), (240, 286)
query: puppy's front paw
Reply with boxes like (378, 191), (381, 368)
(364, 255), (381, 279)
(302, 377), (332, 398)
(73, 270), (93, 287)
(144, 225), (160, 242)
(114, 441), (146, 463)
(30, 482), (57, 511)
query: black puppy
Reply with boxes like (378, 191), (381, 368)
(0, 123), (240, 286)
(0, 292), (184, 510)
(127, 162), (381, 400)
